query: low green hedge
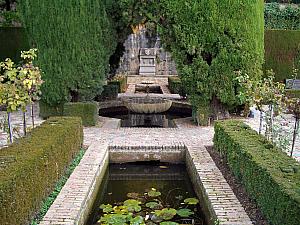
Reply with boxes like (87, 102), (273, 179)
(96, 83), (119, 101)
(264, 29), (300, 82)
(168, 76), (186, 96)
(63, 102), (98, 126)
(0, 117), (83, 225)
(39, 101), (64, 119)
(108, 75), (127, 93)
(214, 120), (300, 225)
(286, 89), (300, 99)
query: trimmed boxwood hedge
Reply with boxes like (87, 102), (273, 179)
(214, 120), (300, 225)
(0, 117), (83, 225)
(168, 76), (186, 97)
(39, 100), (64, 119)
(63, 102), (98, 126)
(264, 29), (300, 82)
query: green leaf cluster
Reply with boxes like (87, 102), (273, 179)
(0, 49), (42, 112)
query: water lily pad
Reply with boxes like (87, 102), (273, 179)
(99, 214), (127, 225)
(124, 199), (142, 212)
(154, 208), (177, 220)
(160, 222), (179, 225)
(148, 188), (161, 197)
(176, 208), (194, 217)
(113, 205), (129, 214)
(184, 198), (199, 205)
(146, 201), (160, 209)
(127, 192), (140, 199)
(100, 204), (113, 213)
(130, 215), (145, 225)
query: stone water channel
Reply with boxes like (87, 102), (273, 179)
(38, 121), (252, 225)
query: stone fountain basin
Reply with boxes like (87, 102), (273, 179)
(123, 97), (172, 114)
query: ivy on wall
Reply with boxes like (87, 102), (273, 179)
(18, 0), (117, 105)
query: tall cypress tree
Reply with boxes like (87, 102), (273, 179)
(19, 0), (117, 105)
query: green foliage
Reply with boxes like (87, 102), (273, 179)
(39, 100), (63, 119)
(0, 27), (29, 62)
(0, 117), (83, 225)
(18, 0), (118, 105)
(183, 198), (199, 205)
(154, 208), (177, 220)
(97, 83), (119, 101)
(0, 10), (21, 27)
(176, 209), (194, 217)
(30, 148), (85, 224)
(98, 188), (201, 225)
(63, 102), (98, 126)
(0, 49), (43, 112)
(168, 76), (186, 97)
(214, 120), (300, 225)
(147, 188), (161, 197)
(265, 3), (300, 30)
(108, 75), (127, 93)
(264, 29), (300, 81)
(155, 0), (264, 111)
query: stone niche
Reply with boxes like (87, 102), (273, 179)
(139, 48), (156, 76)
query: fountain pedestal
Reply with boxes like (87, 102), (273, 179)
(139, 48), (156, 76)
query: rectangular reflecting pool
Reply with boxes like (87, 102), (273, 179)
(86, 163), (208, 225)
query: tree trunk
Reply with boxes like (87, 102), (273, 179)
(5, 0), (11, 11)
(211, 96), (230, 120)
(7, 112), (13, 143)
(23, 111), (27, 135)
(290, 117), (299, 157)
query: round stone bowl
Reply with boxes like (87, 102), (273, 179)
(123, 97), (172, 114)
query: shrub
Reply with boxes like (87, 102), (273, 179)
(264, 29), (300, 82)
(96, 84), (119, 101)
(168, 76), (186, 97)
(39, 101), (63, 119)
(19, 0), (117, 105)
(214, 120), (300, 225)
(265, 3), (300, 30)
(0, 117), (83, 225)
(63, 102), (98, 126)
(108, 75), (127, 93)
(157, 0), (264, 111)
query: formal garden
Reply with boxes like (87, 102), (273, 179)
(0, 0), (299, 225)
